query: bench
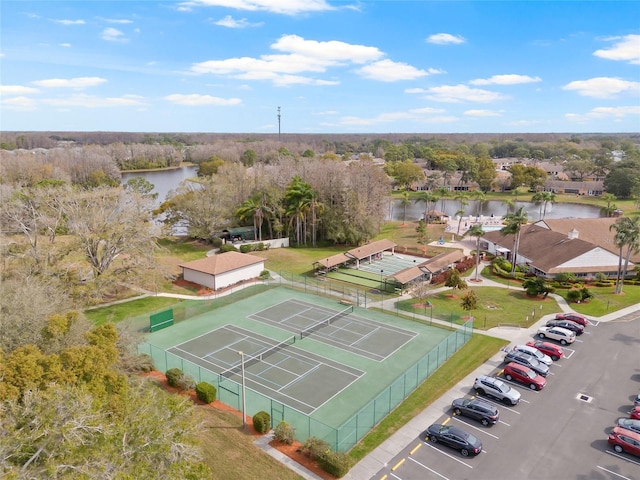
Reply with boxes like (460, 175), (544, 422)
(339, 299), (353, 306)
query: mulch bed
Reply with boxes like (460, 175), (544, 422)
(143, 371), (336, 480)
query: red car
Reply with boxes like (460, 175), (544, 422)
(526, 340), (564, 361)
(631, 406), (640, 420)
(608, 426), (640, 457)
(503, 362), (547, 390)
(555, 312), (588, 326)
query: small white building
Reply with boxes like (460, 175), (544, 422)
(179, 251), (266, 291)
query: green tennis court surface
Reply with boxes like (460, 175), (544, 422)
(168, 325), (364, 414)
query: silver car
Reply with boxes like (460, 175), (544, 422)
(512, 345), (552, 366)
(473, 375), (521, 406)
(504, 350), (550, 377)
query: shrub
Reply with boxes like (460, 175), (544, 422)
(566, 289), (582, 303)
(219, 244), (238, 253)
(317, 450), (353, 478)
(252, 411), (271, 434)
(165, 368), (194, 391)
(165, 368), (183, 388)
(595, 272), (607, 282)
(273, 421), (296, 445)
(300, 437), (330, 459)
(211, 237), (223, 248)
(195, 381), (217, 404)
(259, 270), (271, 280)
(239, 244), (253, 253)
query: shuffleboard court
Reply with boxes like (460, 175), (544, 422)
(248, 298), (417, 361)
(167, 324), (364, 414)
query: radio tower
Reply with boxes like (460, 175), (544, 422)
(277, 106), (281, 141)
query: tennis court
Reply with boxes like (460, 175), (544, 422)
(167, 324), (363, 414)
(248, 299), (416, 361)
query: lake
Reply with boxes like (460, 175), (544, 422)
(121, 167), (605, 221)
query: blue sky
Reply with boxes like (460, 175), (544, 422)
(1, 1), (639, 134)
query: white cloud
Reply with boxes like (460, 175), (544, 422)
(191, 34), (383, 86)
(562, 77), (640, 99)
(213, 15), (262, 28)
(424, 84), (508, 103)
(566, 105), (640, 122)
(43, 94), (145, 107)
(337, 106), (447, 126)
(356, 59), (430, 82)
(464, 109), (502, 117)
(164, 94), (242, 106)
(101, 27), (128, 42)
(470, 74), (542, 86)
(0, 85), (40, 95)
(32, 77), (107, 89)
(52, 19), (86, 25)
(1, 96), (38, 111)
(177, 0), (336, 15)
(426, 33), (465, 45)
(60, 43), (72, 48)
(101, 18), (134, 24)
(271, 34), (383, 64)
(405, 88), (427, 94)
(593, 34), (640, 65)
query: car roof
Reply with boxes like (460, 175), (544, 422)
(548, 326), (575, 335)
(613, 426), (640, 441)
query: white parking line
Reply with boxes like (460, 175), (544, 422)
(588, 320), (600, 326)
(501, 377), (543, 393)
(475, 396), (522, 414)
(450, 416), (500, 439)
(423, 441), (474, 468)
(498, 419), (511, 426)
(408, 456), (450, 480)
(563, 347), (576, 358)
(605, 449), (640, 467)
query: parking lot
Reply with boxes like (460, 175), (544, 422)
(356, 310), (640, 480)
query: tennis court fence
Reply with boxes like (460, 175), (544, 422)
(139, 319), (472, 453)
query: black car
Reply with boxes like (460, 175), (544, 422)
(503, 349), (550, 377)
(426, 423), (483, 457)
(451, 398), (499, 426)
(545, 319), (584, 335)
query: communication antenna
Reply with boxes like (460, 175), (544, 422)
(277, 106), (281, 141)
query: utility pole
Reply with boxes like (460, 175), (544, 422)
(277, 106), (281, 141)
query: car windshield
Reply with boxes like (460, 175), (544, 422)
(525, 369), (536, 379)
(466, 433), (479, 445)
(496, 382), (508, 393)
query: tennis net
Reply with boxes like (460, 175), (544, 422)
(300, 305), (353, 339)
(219, 335), (296, 380)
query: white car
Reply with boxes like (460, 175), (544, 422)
(537, 326), (576, 345)
(512, 344), (552, 366)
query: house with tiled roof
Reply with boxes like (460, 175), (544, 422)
(481, 221), (626, 279)
(179, 251), (266, 291)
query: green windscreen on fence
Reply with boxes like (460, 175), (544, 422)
(150, 309), (174, 332)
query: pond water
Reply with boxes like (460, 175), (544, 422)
(388, 198), (604, 222)
(121, 165), (199, 205)
(121, 167), (605, 221)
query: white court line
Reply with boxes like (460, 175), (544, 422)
(408, 456), (449, 479)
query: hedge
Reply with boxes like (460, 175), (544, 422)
(252, 411), (271, 434)
(195, 381), (217, 404)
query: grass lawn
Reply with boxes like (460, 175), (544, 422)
(349, 334), (507, 461)
(398, 286), (559, 329)
(85, 296), (183, 324)
(553, 284), (640, 317)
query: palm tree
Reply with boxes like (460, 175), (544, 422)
(602, 193), (618, 217)
(610, 215), (640, 294)
(399, 190), (411, 226)
(464, 224), (486, 282)
(435, 186), (450, 213)
(500, 206), (529, 276)
(470, 190), (486, 216)
(531, 191), (545, 220)
(455, 208), (466, 236)
(416, 191), (438, 225)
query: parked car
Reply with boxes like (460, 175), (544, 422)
(617, 418), (640, 434)
(608, 426), (640, 457)
(631, 406), (640, 420)
(503, 362), (547, 390)
(451, 398), (500, 426)
(473, 375), (521, 405)
(537, 326), (576, 345)
(545, 319), (584, 335)
(503, 349), (550, 377)
(526, 340), (565, 361)
(634, 393), (640, 406)
(426, 423), (483, 457)
(512, 344), (552, 365)
(555, 312), (588, 326)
